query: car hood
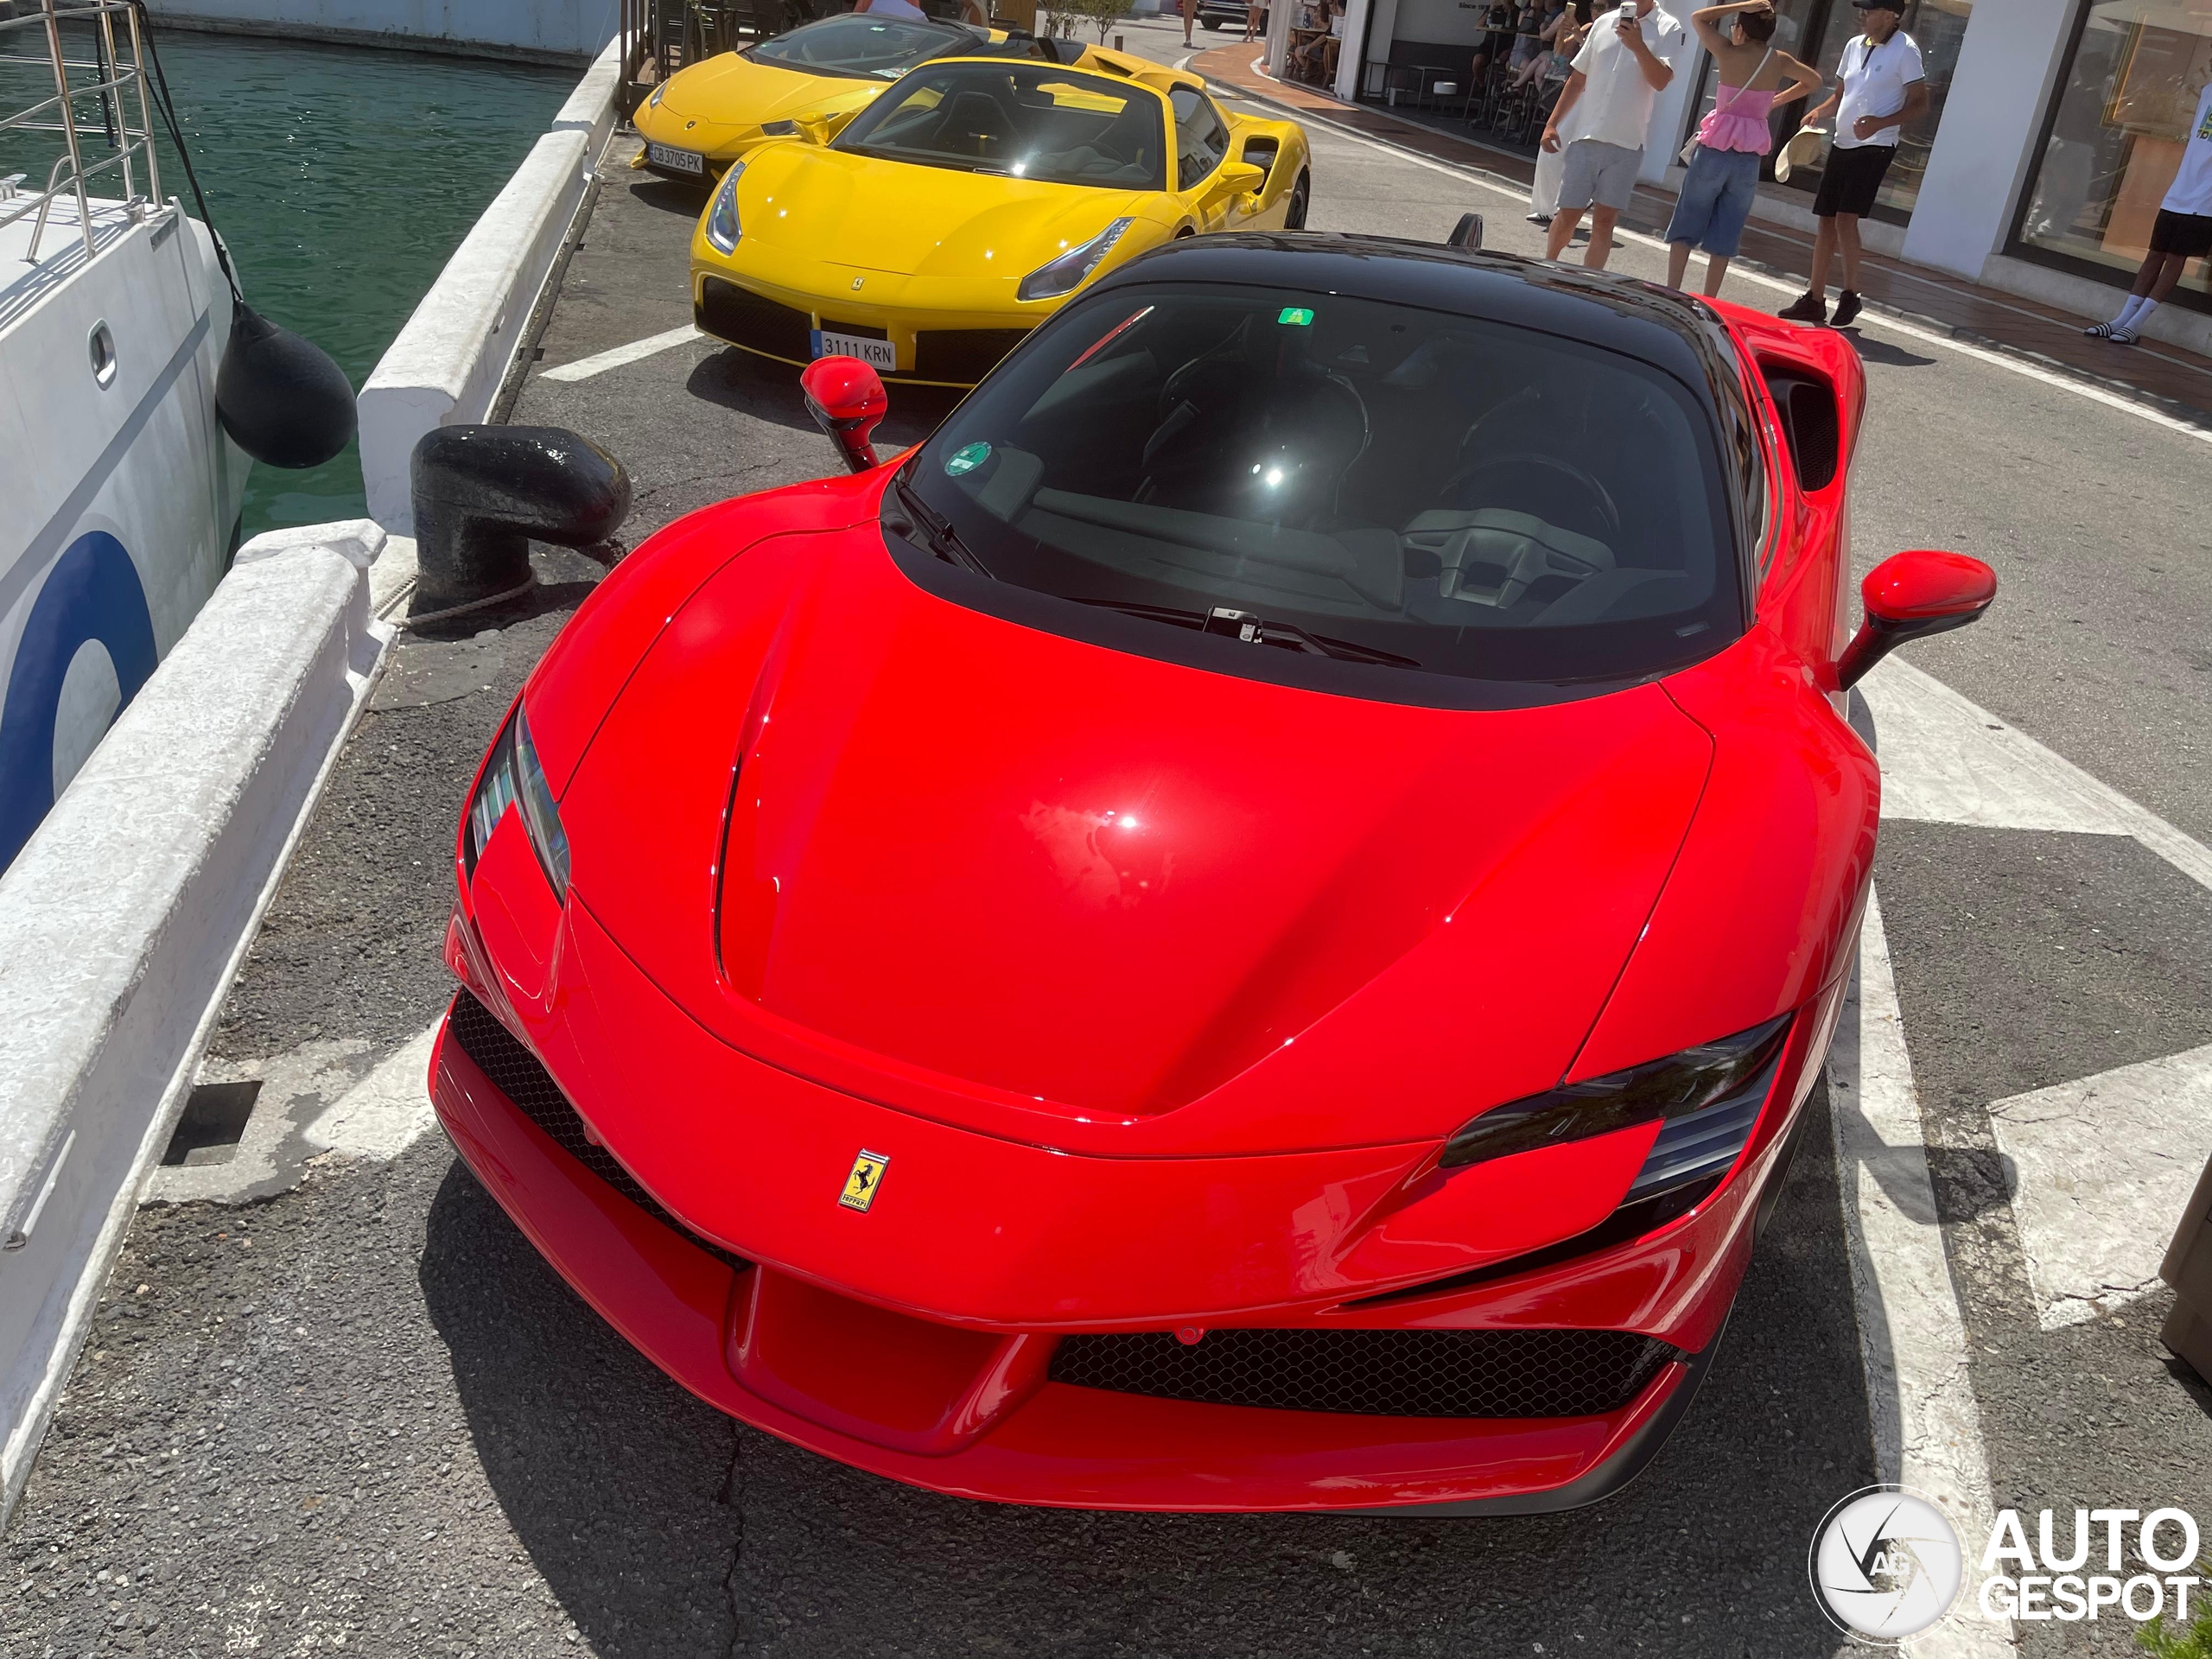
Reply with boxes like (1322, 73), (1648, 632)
(733, 143), (1152, 278)
(559, 514), (1716, 1155)
(658, 52), (884, 124)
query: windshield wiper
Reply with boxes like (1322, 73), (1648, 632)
(891, 476), (994, 578)
(1077, 601), (1421, 668)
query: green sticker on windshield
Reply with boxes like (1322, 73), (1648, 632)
(944, 441), (992, 477)
(1277, 307), (1315, 327)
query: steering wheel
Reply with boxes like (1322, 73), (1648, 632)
(1440, 451), (1621, 543)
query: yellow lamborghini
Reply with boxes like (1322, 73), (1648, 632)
(687, 56), (1312, 387)
(635, 15), (1104, 184)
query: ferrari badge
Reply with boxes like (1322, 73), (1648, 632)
(838, 1149), (889, 1212)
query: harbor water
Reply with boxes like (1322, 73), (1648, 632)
(3, 28), (575, 537)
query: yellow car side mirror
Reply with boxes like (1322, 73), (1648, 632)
(1214, 160), (1266, 199)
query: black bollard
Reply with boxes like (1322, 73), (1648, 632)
(216, 302), (358, 469)
(408, 425), (632, 618)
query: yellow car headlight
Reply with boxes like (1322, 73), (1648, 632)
(648, 81), (665, 107)
(704, 162), (745, 255)
(1017, 218), (1132, 302)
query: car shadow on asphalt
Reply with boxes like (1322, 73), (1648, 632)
(420, 1085), (1875, 1657)
(1842, 331), (1939, 370)
(621, 175), (714, 220)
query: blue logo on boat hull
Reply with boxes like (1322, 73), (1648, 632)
(0, 531), (156, 869)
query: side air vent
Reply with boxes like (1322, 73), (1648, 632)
(1762, 363), (1841, 493)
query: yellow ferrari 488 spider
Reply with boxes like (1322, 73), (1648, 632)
(688, 57), (1313, 387)
(635, 14), (1103, 184)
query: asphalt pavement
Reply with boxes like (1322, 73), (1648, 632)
(3, 39), (2209, 1656)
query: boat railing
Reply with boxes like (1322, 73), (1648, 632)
(0, 0), (163, 264)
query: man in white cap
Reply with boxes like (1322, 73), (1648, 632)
(1777, 0), (1926, 327)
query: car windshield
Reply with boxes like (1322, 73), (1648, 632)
(745, 16), (976, 79)
(899, 283), (1744, 690)
(833, 62), (1166, 188)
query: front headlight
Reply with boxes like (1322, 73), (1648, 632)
(1440, 1014), (1793, 1196)
(704, 161), (744, 254)
(464, 707), (570, 900)
(1016, 217), (1133, 302)
(648, 81), (665, 107)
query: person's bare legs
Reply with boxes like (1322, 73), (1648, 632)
(2148, 250), (2190, 302)
(1667, 240), (1694, 289)
(1701, 252), (1731, 296)
(1805, 215), (1839, 297)
(1584, 204), (1619, 268)
(1183, 0), (1197, 46)
(1834, 213), (1864, 292)
(1547, 207), (1585, 260)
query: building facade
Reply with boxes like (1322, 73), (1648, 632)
(1276, 0), (2212, 342)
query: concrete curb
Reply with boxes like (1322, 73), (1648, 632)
(551, 36), (624, 172)
(0, 521), (393, 1529)
(358, 130), (592, 534)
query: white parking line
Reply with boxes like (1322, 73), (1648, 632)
(1265, 101), (2212, 447)
(541, 324), (702, 384)
(1828, 893), (2014, 1656)
(1862, 657), (2212, 893)
(1990, 1044), (2212, 1330)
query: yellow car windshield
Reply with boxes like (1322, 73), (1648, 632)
(834, 62), (1166, 190)
(747, 16), (979, 80)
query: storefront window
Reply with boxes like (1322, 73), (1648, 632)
(2015, 0), (2212, 308)
(1776, 0), (1974, 219)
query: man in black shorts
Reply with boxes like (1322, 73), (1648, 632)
(1777, 0), (1927, 327)
(2087, 76), (2212, 345)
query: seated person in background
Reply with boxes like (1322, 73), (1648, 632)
(1511, 0), (1570, 88)
(1290, 0), (1342, 79)
(1508, 0), (1548, 74)
(1469, 1), (1516, 85)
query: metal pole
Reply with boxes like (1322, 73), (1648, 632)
(94, 0), (129, 204)
(37, 0), (95, 262)
(124, 0), (160, 208)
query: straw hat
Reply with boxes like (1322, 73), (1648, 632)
(1775, 125), (1827, 184)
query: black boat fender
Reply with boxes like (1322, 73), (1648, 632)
(215, 301), (357, 470)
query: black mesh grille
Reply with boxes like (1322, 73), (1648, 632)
(913, 327), (1030, 385)
(696, 276), (813, 363)
(1048, 1327), (1679, 1419)
(447, 992), (751, 1273)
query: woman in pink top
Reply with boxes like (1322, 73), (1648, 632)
(1662, 2), (1821, 296)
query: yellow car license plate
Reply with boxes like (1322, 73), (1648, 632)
(813, 329), (897, 373)
(648, 143), (703, 175)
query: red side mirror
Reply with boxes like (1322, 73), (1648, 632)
(1837, 549), (1997, 690)
(799, 356), (888, 474)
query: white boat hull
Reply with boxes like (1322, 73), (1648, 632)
(0, 194), (249, 868)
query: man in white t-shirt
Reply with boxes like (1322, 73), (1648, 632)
(1540, 0), (1688, 269)
(1777, 0), (1926, 327)
(2085, 78), (2212, 345)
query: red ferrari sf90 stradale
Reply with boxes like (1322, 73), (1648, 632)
(431, 234), (1995, 1514)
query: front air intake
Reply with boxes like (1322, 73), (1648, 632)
(447, 992), (751, 1273)
(1049, 1326), (1679, 1418)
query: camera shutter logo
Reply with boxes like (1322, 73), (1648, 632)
(1808, 1484), (1966, 1643)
